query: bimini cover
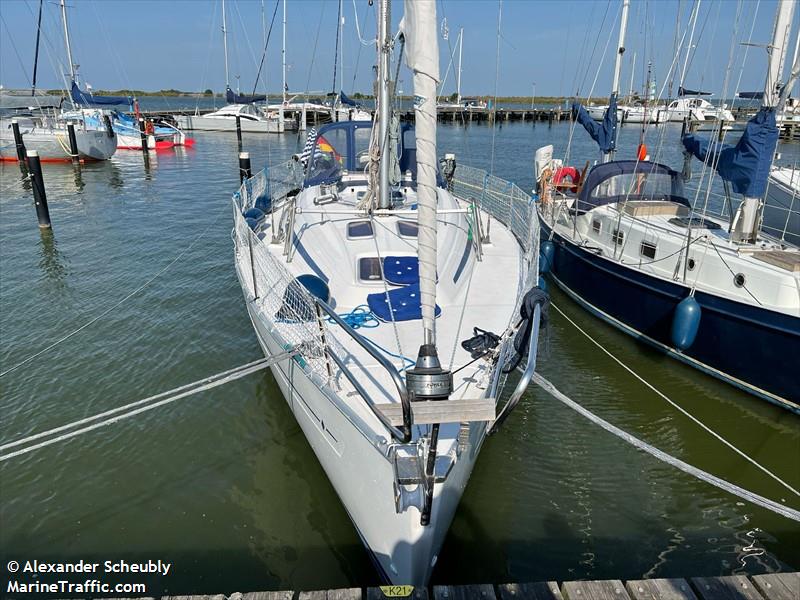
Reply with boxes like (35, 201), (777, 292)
(573, 93), (618, 154)
(367, 283), (441, 322)
(577, 160), (688, 212)
(682, 107), (779, 197)
(70, 82), (130, 106)
(226, 86), (267, 104)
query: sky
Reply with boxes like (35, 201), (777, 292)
(0, 0), (796, 99)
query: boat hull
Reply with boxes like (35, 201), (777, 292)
(0, 126), (117, 161)
(237, 263), (485, 584)
(174, 114), (281, 133)
(541, 220), (800, 412)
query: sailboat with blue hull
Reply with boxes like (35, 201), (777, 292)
(535, 0), (799, 412)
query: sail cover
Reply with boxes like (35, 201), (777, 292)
(682, 107), (779, 197)
(737, 91), (765, 100)
(339, 91), (358, 107)
(225, 86), (267, 104)
(573, 93), (618, 154)
(401, 0), (439, 337)
(678, 86), (711, 96)
(70, 81), (130, 106)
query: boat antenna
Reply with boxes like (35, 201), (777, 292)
(332, 0), (342, 95)
(59, 0), (76, 83)
(31, 0), (43, 96)
(222, 0), (230, 90)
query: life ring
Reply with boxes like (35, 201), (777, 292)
(553, 166), (581, 193)
(145, 120), (155, 135)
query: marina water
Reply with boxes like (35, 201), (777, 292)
(1, 111), (798, 594)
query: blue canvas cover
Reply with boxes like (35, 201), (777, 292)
(225, 86), (267, 104)
(682, 107), (779, 197)
(382, 256), (419, 286)
(573, 93), (618, 154)
(367, 283), (441, 322)
(70, 81), (130, 106)
(339, 91), (358, 107)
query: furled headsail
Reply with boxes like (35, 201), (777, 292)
(682, 107), (779, 197)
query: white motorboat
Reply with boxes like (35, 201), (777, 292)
(0, 115), (117, 162)
(230, 0), (545, 584)
(586, 102), (668, 124)
(175, 104), (283, 133)
(663, 97), (735, 123)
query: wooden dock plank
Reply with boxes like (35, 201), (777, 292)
(690, 576), (765, 600)
(433, 584), (497, 600)
(297, 592), (329, 600)
(327, 589), (363, 600)
(240, 593), (294, 600)
(625, 579), (697, 600)
(367, 586), (429, 599)
(497, 581), (564, 599)
(751, 573), (800, 600)
(561, 580), (631, 600)
(377, 398), (496, 426)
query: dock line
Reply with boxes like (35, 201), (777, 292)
(533, 372), (800, 522)
(549, 301), (800, 499)
(0, 349), (299, 462)
(0, 206), (227, 379)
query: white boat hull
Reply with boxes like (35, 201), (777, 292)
(0, 122), (117, 161)
(174, 114), (282, 133)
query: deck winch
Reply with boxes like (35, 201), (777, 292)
(405, 344), (452, 401)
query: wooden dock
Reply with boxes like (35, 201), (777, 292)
(126, 572), (798, 600)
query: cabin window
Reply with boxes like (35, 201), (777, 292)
(398, 221), (418, 237)
(612, 229), (624, 245)
(734, 273), (746, 288)
(640, 240), (657, 259)
(358, 257), (383, 281)
(592, 220), (602, 234)
(347, 220), (374, 239)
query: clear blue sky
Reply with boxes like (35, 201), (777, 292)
(0, 0), (795, 98)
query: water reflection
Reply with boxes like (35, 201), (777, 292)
(37, 228), (69, 287)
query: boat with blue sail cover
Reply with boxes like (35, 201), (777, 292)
(231, 0), (546, 583)
(535, 0), (799, 412)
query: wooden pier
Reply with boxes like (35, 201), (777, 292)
(119, 572), (799, 600)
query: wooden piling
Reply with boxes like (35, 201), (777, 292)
(66, 123), (79, 163)
(11, 119), (26, 162)
(236, 115), (243, 150)
(138, 117), (149, 152)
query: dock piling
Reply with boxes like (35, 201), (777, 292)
(239, 151), (252, 184)
(11, 119), (27, 162)
(102, 114), (114, 138)
(236, 116), (243, 151)
(138, 118), (149, 152)
(66, 123), (80, 163)
(26, 150), (52, 229)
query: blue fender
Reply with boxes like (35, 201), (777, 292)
(537, 275), (548, 293)
(671, 296), (702, 351)
(540, 240), (555, 275)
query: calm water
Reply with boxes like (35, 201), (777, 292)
(1, 117), (798, 596)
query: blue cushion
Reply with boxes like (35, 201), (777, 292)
(367, 283), (441, 322)
(383, 256), (419, 286)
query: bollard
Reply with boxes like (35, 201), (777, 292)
(239, 151), (252, 184)
(67, 123), (80, 163)
(11, 119), (27, 162)
(102, 114), (114, 138)
(26, 151), (51, 229)
(138, 118), (149, 152)
(235, 115), (243, 150)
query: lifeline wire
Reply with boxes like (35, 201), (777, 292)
(0, 207), (227, 378)
(549, 301), (800, 499)
(0, 351), (299, 462)
(533, 373), (800, 523)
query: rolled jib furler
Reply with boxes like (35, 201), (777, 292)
(232, 158), (545, 527)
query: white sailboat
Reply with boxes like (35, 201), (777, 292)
(175, 0), (283, 133)
(231, 0), (545, 584)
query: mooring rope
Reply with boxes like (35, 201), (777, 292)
(550, 301), (800, 499)
(0, 350), (299, 462)
(532, 373), (800, 523)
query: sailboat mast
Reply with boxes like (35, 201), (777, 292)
(282, 0), (287, 102)
(679, 0), (700, 91)
(610, 0), (630, 98)
(222, 0), (230, 89)
(32, 0), (43, 95)
(456, 28), (463, 105)
(764, 0), (795, 107)
(340, 0), (345, 92)
(628, 51), (636, 98)
(60, 0), (76, 83)
(377, 0), (392, 210)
